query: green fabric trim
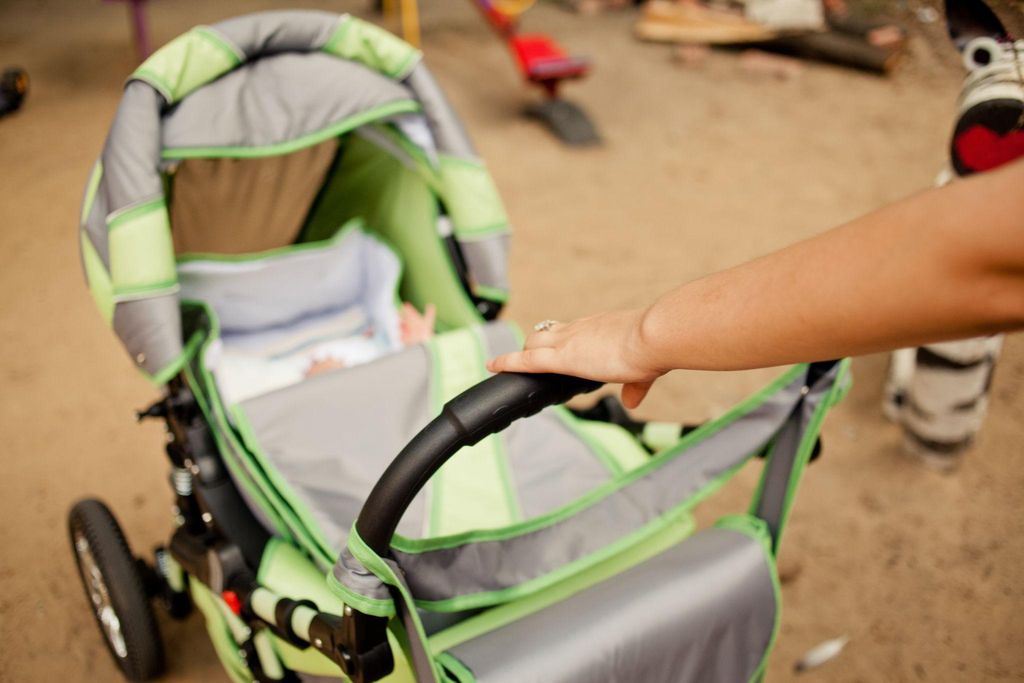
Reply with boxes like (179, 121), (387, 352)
(772, 359), (852, 550)
(301, 133), (483, 330)
(641, 421), (684, 452)
(710, 515), (783, 683)
(81, 160), (103, 225)
(436, 653), (476, 683)
(572, 419), (649, 472)
(552, 406), (624, 476)
(81, 233), (114, 325)
(411, 453), (749, 613)
(161, 100), (420, 159)
(346, 528), (442, 682)
(326, 572), (397, 618)
(176, 217), (365, 264)
(108, 199), (177, 296)
(429, 509), (695, 653)
(323, 15), (422, 79)
(181, 327), (291, 541)
(438, 155), (509, 237)
(147, 332), (202, 385)
(469, 284), (509, 303)
(427, 328), (520, 536)
(389, 364), (806, 555)
(231, 405), (337, 561)
(132, 26), (241, 104)
(182, 302), (330, 564)
(190, 581), (252, 683)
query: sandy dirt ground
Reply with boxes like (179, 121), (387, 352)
(1, 1), (1022, 681)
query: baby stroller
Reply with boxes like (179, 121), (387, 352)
(71, 11), (850, 683)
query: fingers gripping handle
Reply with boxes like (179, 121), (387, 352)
(355, 373), (602, 555)
(443, 372), (603, 446)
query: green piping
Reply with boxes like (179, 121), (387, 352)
(232, 405), (337, 560)
(161, 100), (420, 159)
(407, 453), (752, 613)
(326, 572), (396, 618)
(388, 364), (806, 554)
(436, 653), (476, 683)
(194, 26), (243, 68)
(175, 217), (363, 263)
(107, 197), (165, 230)
(112, 280), (178, 299)
(183, 362), (289, 539)
(347, 528), (442, 682)
(81, 161), (103, 225)
(428, 509), (694, 653)
(451, 221), (511, 239)
(469, 284), (509, 303)
(552, 404), (624, 477)
(183, 302), (330, 564)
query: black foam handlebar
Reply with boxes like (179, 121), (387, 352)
(355, 372), (602, 555)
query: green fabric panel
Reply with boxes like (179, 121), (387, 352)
(257, 539), (344, 610)
(429, 509), (695, 654)
(438, 155), (509, 237)
(107, 200), (177, 297)
(574, 420), (649, 471)
(641, 421), (684, 452)
(302, 134), (482, 329)
(322, 15), (422, 79)
(80, 233), (114, 325)
(428, 328), (521, 536)
(133, 26), (241, 104)
(190, 581), (252, 683)
(81, 160), (102, 225)
(162, 101), (420, 160)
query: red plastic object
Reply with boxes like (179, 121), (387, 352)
(511, 35), (590, 84)
(222, 590), (243, 616)
(954, 124), (1024, 173)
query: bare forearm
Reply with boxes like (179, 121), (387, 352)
(640, 160), (1024, 371)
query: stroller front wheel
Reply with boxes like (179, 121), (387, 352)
(68, 499), (165, 681)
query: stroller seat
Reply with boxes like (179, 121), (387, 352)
(439, 523), (777, 683)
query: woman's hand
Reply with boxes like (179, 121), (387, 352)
(486, 308), (665, 408)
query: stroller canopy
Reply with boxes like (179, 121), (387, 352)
(79, 11), (511, 381)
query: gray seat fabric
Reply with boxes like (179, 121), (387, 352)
(233, 322), (619, 553)
(445, 527), (777, 683)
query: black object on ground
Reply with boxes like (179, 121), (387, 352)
(527, 99), (601, 146)
(0, 67), (29, 118)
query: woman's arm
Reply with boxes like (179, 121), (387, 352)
(488, 159), (1024, 407)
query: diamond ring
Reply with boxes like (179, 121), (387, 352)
(533, 319), (560, 332)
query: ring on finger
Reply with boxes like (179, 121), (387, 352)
(533, 319), (560, 332)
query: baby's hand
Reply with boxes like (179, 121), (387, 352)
(400, 303), (436, 346)
(305, 357), (346, 378)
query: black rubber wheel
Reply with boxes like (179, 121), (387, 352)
(68, 499), (165, 681)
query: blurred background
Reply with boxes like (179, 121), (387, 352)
(1, 0), (1022, 680)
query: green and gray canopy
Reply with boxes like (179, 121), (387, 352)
(79, 10), (511, 382)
